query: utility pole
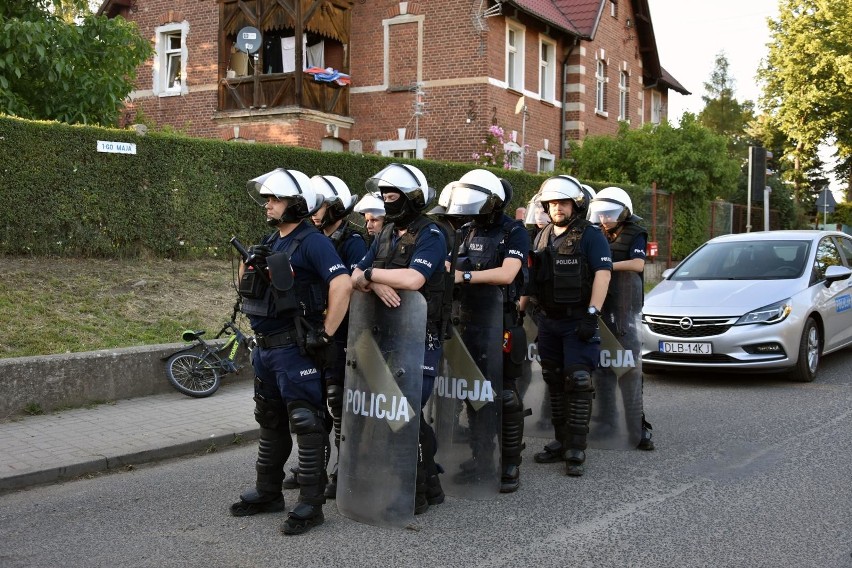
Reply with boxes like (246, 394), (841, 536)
(413, 82), (425, 158)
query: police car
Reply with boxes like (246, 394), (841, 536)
(642, 230), (852, 382)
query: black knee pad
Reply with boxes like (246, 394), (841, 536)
(501, 388), (522, 413)
(541, 360), (564, 390)
(326, 383), (344, 415)
(287, 401), (325, 436)
(566, 369), (594, 395)
(253, 396), (287, 429)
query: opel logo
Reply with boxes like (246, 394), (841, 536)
(679, 317), (693, 330)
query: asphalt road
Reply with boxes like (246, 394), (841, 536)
(2, 351), (852, 568)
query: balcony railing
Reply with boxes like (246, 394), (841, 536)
(218, 72), (349, 116)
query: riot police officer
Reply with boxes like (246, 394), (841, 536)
(351, 163), (447, 515)
(442, 169), (529, 493)
(587, 186), (654, 450)
(353, 192), (386, 239)
(528, 175), (612, 476)
(311, 175), (367, 498)
(229, 168), (352, 536)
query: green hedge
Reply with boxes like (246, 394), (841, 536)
(0, 115), (555, 257)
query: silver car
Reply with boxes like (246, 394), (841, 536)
(641, 230), (852, 382)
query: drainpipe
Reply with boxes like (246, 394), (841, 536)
(560, 36), (580, 162)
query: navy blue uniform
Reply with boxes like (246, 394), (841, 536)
(250, 222), (349, 408)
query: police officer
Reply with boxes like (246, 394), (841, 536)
(311, 175), (367, 498)
(442, 169), (529, 493)
(587, 186), (654, 450)
(528, 175), (612, 476)
(353, 192), (386, 239)
(351, 163), (447, 514)
(229, 168), (352, 536)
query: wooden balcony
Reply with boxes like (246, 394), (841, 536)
(218, 72), (349, 117)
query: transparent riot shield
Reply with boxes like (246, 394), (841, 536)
(589, 271), (644, 449)
(337, 290), (426, 528)
(519, 315), (552, 439)
(434, 285), (502, 499)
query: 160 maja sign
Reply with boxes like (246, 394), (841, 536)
(96, 140), (137, 155)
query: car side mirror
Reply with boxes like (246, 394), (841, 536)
(823, 264), (851, 286)
(661, 268), (674, 279)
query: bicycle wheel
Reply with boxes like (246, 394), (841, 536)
(166, 353), (221, 397)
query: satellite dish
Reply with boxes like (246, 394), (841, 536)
(514, 96), (526, 115)
(236, 26), (262, 54)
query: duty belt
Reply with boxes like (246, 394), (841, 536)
(255, 329), (298, 349)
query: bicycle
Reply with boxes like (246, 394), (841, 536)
(164, 302), (255, 398)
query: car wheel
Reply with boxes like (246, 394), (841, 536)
(788, 317), (820, 383)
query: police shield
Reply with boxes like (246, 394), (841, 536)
(433, 285), (502, 499)
(589, 271), (644, 449)
(336, 290), (426, 527)
(518, 315), (552, 439)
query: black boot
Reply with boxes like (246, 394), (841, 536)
(536, 365), (567, 464)
(500, 389), (529, 493)
(282, 466), (300, 490)
(638, 416), (655, 451)
(416, 415), (443, 514)
(230, 397), (291, 516)
(281, 402), (327, 536)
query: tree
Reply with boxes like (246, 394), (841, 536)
(758, 0), (852, 196)
(0, 0), (152, 125)
(562, 115), (740, 257)
(698, 52), (755, 160)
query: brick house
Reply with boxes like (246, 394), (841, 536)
(99, 0), (688, 173)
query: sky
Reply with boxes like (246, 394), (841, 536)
(647, 0), (842, 196)
(646, 0), (778, 122)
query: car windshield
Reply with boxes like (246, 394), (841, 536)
(671, 240), (811, 281)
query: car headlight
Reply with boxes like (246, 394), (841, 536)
(735, 299), (792, 325)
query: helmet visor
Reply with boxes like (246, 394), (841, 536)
(524, 197), (549, 226)
(444, 183), (495, 216)
(247, 169), (300, 207)
(587, 199), (627, 225)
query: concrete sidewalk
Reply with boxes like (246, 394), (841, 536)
(0, 380), (259, 493)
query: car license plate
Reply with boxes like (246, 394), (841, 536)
(658, 341), (712, 354)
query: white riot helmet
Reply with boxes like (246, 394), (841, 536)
(538, 175), (586, 209)
(247, 168), (320, 226)
(311, 175), (357, 229)
(427, 182), (453, 217)
(523, 191), (550, 227)
(353, 192), (385, 218)
(443, 169), (506, 217)
(587, 186), (633, 225)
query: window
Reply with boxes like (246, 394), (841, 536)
(539, 38), (556, 102)
(610, 0), (618, 17)
(537, 149), (555, 173)
(814, 238), (842, 281)
(376, 138), (426, 159)
(651, 90), (662, 124)
(504, 141), (523, 170)
(595, 59), (607, 114)
(391, 149), (416, 159)
(154, 22), (188, 96)
(618, 71), (629, 121)
(506, 24), (524, 91)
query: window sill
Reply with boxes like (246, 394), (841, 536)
(539, 98), (555, 108)
(506, 87), (524, 97)
(595, 109), (608, 118)
(157, 90), (185, 98)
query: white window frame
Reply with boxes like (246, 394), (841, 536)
(595, 59), (607, 116)
(154, 22), (189, 96)
(537, 149), (555, 173)
(610, 0), (618, 17)
(618, 71), (629, 121)
(539, 37), (556, 102)
(651, 90), (662, 124)
(376, 138), (427, 159)
(504, 141), (523, 170)
(506, 22), (525, 91)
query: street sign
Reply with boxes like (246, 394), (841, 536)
(96, 140), (136, 155)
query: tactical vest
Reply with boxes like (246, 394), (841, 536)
(608, 216), (647, 263)
(240, 223), (328, 326)
(458, 217), (526, 305)
(531, 218), (594, 312)
(372, 215), (446, 333)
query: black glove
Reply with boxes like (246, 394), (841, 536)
(305, 328), (337, 370)
(246, 244), (272, 267)
(577, 312), (599, 342)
